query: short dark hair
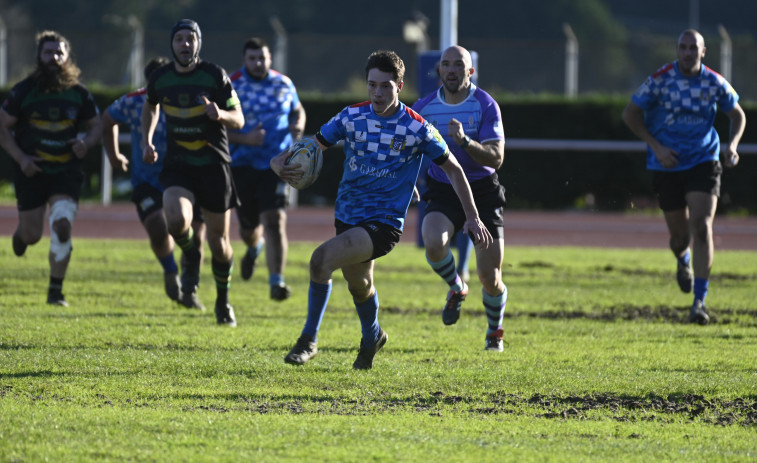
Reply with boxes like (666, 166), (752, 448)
(144, 56), (171, 81)
(365, 50), (405, 84)
(243, 37), (269, 54)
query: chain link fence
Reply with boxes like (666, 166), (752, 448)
(2, 27), (756, 102)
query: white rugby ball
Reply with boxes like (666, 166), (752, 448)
(285, 138), (323, 190)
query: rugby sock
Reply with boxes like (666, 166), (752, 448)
(677, 249), (691, 267)
(212, 257), (233, 304)
(693, 277), (709, 305)
(269, 274), (285, 287)
(175, 228), (201, 263)
(49, 276), (64, 293)
(483, 285), (508, 336)
(354, 291), (380, 347)
(455, 232), (473, 277)
(247, 241), (264, 261)
(427, 250), (463, 292)
(302, 281), (332, 341)
(158, 253), (178, 274)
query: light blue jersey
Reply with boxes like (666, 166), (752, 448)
(229, 68), (301, 170)
(632, 61), (738, 172)
(319, 101), (449, 230)
(106, 88), (167, 190)
(412, 84), (504, 183)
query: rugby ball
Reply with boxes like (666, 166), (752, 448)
(285, 138), (323, 190)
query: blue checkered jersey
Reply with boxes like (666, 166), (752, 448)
(229, 68), (301, 170)
(107, 88), (167, 190)
(632, 61), (739, 171)
(319, 101), (449, 230)
(412, 84), (504, 183)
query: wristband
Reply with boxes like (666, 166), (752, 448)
(461, 135), (471, 148)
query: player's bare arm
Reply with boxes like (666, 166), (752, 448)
(202, 96), (244, 130)
(448, 118), (504, 169)
(141, 101), (159, 164)
(722, 103), (746, 168)
(228, 122), (265, 146)
(288, 103), (306, 141)
(438, 154), (493, 249)
(0, 109), (42, 177)
(622, 101), (679, 169)
(101, 111), (129, 172)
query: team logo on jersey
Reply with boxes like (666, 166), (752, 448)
(48, 108), (60, 120)
(355, 131), (367, 142)
(66, 107), (78, 120)
(179, 94), (190, 107)
(390, 137), (406, 151)
(468, 116), (474, 127)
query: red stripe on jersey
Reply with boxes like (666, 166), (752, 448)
(350, 101), (372, 108)
(652, 63), (674, 78)
(703, 65), (724, 79)
(126, 88), (147, 98)
(404, 106), (426, 123)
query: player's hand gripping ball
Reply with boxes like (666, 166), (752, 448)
(285, 138), (323, 189)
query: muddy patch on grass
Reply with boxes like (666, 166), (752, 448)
(507, 305), (757, 325)
(175, 391), (757, 427)
(476, 392), (757, 427)
(384, 304), (757, 326)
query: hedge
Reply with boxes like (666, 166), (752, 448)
(1, 90), (755, 213)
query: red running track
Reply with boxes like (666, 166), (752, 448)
(1, 203), (756, 250)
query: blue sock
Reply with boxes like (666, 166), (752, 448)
(247, 241), (264, 260)
(455, 232), (473, 276)
(693, 278), (709, 305)
(483, 285), (507, 336)
(427, 250), (463, 292)
(677, 250), (691, 267)
(158, 253), (178, 273)
(354, 291), (380, 346)
(269, 274), (284, 287)
(302, 281), (332, 341)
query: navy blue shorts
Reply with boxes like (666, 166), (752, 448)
(160, 163), (238, 213)
(423, 173), (506, 239)
(14, 165), (83, 211)
(653, 161), (721, 212)
(232, 166), (289, 229)
(335, 219), (402, 262)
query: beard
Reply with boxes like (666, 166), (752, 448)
(32, 60), (81, 93)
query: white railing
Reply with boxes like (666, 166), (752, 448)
(101, 136), (757, 205)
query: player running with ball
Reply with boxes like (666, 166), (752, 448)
(270, 50), (492, 370)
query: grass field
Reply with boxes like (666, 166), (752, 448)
(1, 239), (756, 462)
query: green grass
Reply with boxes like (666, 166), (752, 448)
(1, 239), (756, 462)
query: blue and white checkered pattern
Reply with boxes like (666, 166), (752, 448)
(320, 101), (448, 229)
(632, 61), (739, 171)
(107, 89), (167, 189)
(229, 69), (300, 170)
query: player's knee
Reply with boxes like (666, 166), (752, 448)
(309, 247), (332, 280)
(49, 199), (77, 262)
(348, 281), (371, 300)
